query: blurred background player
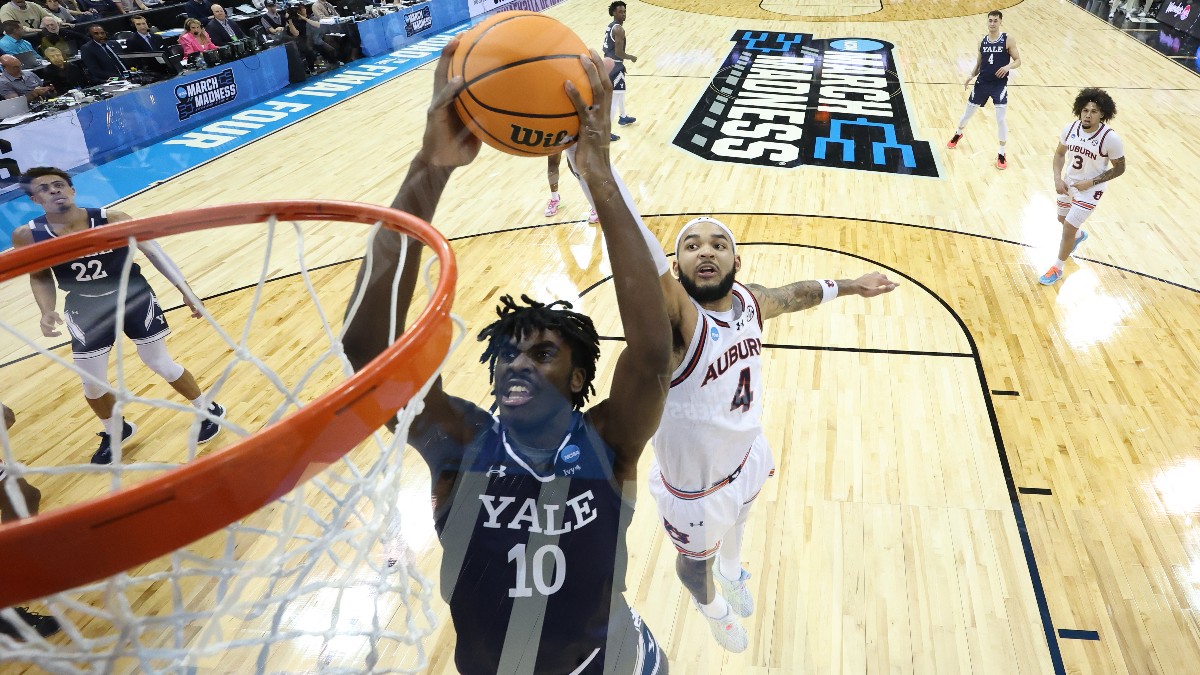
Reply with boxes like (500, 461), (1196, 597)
(1041, 87), (1125, 285)
(0, 402), (60, 641)
(342, 45), (671, 674)
(946, 10), (1021, 169)
(544, 151), (598, 224)
(602, 1), (637, 141)
(11, 167), (226, 465)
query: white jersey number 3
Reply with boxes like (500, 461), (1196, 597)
(507, 543), (566, 597)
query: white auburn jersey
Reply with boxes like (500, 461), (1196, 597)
(1061, 121), (1124, 192)
(652, 282), (766, 491)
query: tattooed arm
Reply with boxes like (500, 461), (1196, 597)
(1072, 156), (1126, 191)
(746, 272), (898, 322)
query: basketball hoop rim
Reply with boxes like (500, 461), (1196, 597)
(0, 200), (456, 608)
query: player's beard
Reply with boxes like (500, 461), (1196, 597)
(680, 267), (736, 304)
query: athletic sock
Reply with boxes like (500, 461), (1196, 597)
(700, 595), (731, 619)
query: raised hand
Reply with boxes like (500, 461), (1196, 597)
(418, 39), (481, 169)
(563, 50), (613, 187)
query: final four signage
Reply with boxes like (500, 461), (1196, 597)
(674, 31), (938, 177)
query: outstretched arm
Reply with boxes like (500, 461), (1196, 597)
(342, 40), (484, 465)
(746, 271), (898, 322)
(121, 209), (205, 319)
(568, 53), (669, 478)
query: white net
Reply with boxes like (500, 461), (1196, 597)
(0, 212), (461, 674)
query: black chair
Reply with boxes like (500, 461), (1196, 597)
(111, 30), (137, 50)
(163, 43), (186, 72)
(175, 11), (188, 27)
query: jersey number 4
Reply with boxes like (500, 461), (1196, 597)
(508, 543), (565, 597)
(730, 367), (753, 412)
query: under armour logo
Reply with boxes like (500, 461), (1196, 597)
(485, 465), (507, 477)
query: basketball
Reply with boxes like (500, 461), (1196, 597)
(449, 11), (594, 157)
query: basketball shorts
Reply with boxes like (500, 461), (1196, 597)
(63, 282), (170, 359)
(648, 434), (775, 560)
(609, 60), (627, 92)
(1056, 185), (1103, 228)
(968, 78), (1007, 107)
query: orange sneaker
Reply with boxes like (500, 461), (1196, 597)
(947, 132), (963, 149)
(997, 154), (1008, 170)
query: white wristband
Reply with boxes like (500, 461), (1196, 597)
(819, 279), (839, 304)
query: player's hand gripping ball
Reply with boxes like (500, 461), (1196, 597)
(448, 11), (594, 157)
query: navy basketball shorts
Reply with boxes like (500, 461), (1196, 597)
(609, 60), (627, 92)
(63, 285), (171, 359)
(969, 78), (1008, 106)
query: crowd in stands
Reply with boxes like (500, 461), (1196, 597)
(0, 0), (361, 103)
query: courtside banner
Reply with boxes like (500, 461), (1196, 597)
(1157, 2), (1200, 39)
(673, 30), (939, 177)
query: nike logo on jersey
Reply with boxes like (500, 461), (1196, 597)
(478, 491), (599, 535)
(700, 337), (762, 387)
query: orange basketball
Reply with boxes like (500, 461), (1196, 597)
(449, 12), (593, 157)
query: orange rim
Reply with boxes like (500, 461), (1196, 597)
(0, 200), (455, 608)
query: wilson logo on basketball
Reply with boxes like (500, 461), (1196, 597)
(673, 31), (938, 177)
(509, 126), (572, 150)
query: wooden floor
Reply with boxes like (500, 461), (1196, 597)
(3, 0), (1200, 672)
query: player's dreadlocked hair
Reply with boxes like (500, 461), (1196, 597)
(478, 294), (601, 410)
(1073, 88), (1117, 122)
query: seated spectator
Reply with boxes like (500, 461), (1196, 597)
(288, 3), (338, 70)
(124, 15), (164, 52)
(113, 0), (148, 13)
(184, 0), (211, 21)
(178, 17), (216, 56)
(259, 0), (287, 40)
(41, 45), (85, 91)
(310, 0), (338, 19)
(38, 16), (79, 58)
(80, 24), (129, 82)
(0, 0), (50, 38)
(0, 53), (53, 100)
(44, 0), (96, 25)
(206, 4), (245, 47)
(0, 19), (35, 53)
(79, 0), (125, 18)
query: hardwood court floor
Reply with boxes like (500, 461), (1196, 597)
(2, 0), (1200, 673)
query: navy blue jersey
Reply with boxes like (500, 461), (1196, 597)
(433, 412), (643, 675)
(603, 20), (619, 61)
(29, 209), (145, 296)
(978, 33), (1010, 82)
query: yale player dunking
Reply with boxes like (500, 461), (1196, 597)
(11, 168), (225, 465)
(603, 1), (637, 141)
(343, 45), (671, 674)
(1040, 88), (1126, 285)
(947, 10), (1021, 169)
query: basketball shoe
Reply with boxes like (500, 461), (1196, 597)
(696, 600), (749, 652)
(587, 209), (599, 224)
(1038, 266), (1064, 285)
(610, 133), (620, 142)
(544, 195), (560, 217)
(996, 154), (1007, 170)
(947, 132), (963, 149)
(1071, 230), (1088, 255)
(715, 567), (755, 617)
(0, 608), (61, 640)
(93, 419), (136, 465)
(197, 402), (226, 444)
(618, 115), (636, 126)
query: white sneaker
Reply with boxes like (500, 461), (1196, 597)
(544, 196), (560, 217)
(696, 601), (749, 652)
(716, 568), (754, 617)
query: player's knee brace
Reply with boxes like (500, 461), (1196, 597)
(137, 340), (186, 383)
(995, 105), (1008, 142)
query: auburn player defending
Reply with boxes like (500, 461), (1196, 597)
(12, 168), (225, 465)
(603, 1), (637, 141)
(343, 45), (671, 674)
(1040, 88), (1125, 285)
(946, 10), (1021, 169)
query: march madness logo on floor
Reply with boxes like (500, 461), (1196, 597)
(674, 31), (938, 177)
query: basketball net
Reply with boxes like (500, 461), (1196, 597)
(0, 206), (462, 673)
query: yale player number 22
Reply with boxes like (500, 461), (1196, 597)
(71, 260), (109, 282)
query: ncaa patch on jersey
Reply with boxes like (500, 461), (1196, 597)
(560, 445), (581, 463)
(710, 326), (721, 342)
(673, 31), (939, 178)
